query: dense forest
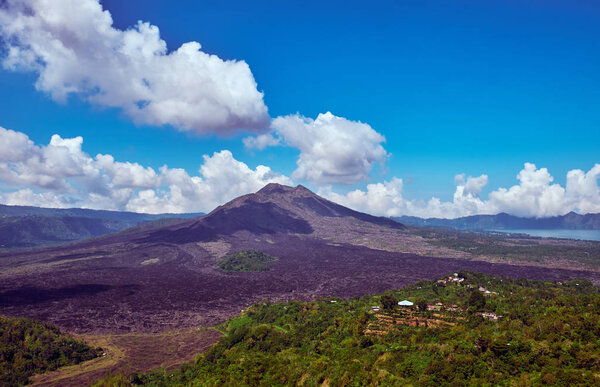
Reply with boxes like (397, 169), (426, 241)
(96, 271), (600, 386)
(0, 316), (101, 386)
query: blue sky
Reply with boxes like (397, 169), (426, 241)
(0, 0), (598, 217)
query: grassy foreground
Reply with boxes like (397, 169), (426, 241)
(95, 271), (600, 386)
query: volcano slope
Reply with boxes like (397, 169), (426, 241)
(1, 183), (599, 334)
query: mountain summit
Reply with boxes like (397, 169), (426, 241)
(141, 183), (404, 243)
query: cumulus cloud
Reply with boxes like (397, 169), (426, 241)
(320, 174), (490, 219)
(565, 164), (600, 214)
(246, 112), (388, 185)
(320, 178), (406, 217)
(3, 189), (72, 208)
(0, 126), (291, 213)
(242, 133), (280, 150)
(487, 163), (566, 217)
(321, 164), (600, 218)
(455, 174), (488, 197)
(0, 0), (269, 134)
(126, 150), (292, 214)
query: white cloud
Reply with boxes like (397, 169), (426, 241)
(0, 126), (35, 162)
(565, 164), (600, 214)
(252, 112), (388, 185)
(3, 189), (72, 208)
(321, 164), (600, 218)
(320, 174), (490, 219)
(242, 133), (280, 150)
(320, 178), (406, 217)
(462, 174), (488, 197)
(0, 129), (98, 192)
(0, 126), (291, 213)
(487, 163), (567, 217)
(0, 0), (269, 134)
(95, 154), (159, 189)
(127, 150), (292, 214)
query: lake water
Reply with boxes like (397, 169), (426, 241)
(487, 229), (600, 242)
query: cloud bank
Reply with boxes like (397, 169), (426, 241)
(245, 112), (389, 185)
(1, 125), (598, 218)
(0, 0), (269, 134)
(320, 163), (600, 219)
(0, 126), (290, 213)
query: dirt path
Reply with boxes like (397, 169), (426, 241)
(29, 328), (222, 387)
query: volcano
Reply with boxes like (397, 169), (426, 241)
(137, 183), (403, 244)
(1, 183), (598, 334)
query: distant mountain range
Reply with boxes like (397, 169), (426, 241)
(393, 212), (600, 230)
(0, 204), (203, 248)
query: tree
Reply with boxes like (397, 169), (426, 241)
(415, 298), (428, 312)
(381, 294), (397, 311)
(468, 290), (486, 311)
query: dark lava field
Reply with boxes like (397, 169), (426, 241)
(1, 184), (599, 334)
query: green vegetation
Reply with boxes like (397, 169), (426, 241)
(380, 294), (397, 311)
(216, 250), (278, 272)
(0, 316), (101, 386)
(101, 272), (600, 386)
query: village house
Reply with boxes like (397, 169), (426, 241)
(480, 312), (501, 321)
(398, 300), (414, 307)
(438, 274), (465, 286)
(446, 304), (459, 312)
